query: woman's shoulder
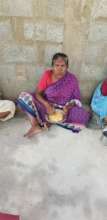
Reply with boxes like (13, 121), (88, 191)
(37, 69), (52, 91)
(43, 69), (52, 76)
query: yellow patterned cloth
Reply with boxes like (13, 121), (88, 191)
(48, 110), (64, 123)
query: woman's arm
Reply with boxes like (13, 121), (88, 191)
(36, 70), (54, 114)
(36, 89), (54, 114)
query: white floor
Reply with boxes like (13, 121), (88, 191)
(0, 116), (107, 220)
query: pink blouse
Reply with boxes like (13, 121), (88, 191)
(37, 69), (53, 91)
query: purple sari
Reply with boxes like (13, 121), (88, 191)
(17, 72), (91, 132)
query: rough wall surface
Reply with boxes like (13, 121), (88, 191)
(0, 0), (107, 101)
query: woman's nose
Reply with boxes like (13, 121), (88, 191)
(58, 66), (62, 69)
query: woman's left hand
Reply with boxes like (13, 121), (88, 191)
(63, 102), (76, 113)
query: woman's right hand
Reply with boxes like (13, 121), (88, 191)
(45, 103), (55, 115)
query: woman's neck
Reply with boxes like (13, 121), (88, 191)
(52, 74), (59, 82)
(52, 71), (66, 82)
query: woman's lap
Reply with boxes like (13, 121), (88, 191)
(17, 92), (91, 126)
(65, 106), (91, 125)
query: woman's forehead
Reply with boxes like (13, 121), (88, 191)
(54, 58), (66, 64)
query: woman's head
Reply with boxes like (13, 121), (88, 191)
(51, 53), (68, 79)
(52, 53), (69, 67)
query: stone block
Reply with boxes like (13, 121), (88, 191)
(24, 22), (34, 40)
(89, 23), (107, 42)
(84, 44), (104, 65)
(47, 0), (64, 18)
(91, 0), (107, 19)
(0, 64), (45, 97)
(16, 64), (45, 84)
(24, 22), (46, 41)
(16, 64), (27, 81)
(33, 0), (47, 17)
(24, 21), (64, 43)
(81, 64), (105, 81)
(0, 0), (33, 17)
(46, 23), (64, 43)
(0, 44), (37, 64)
(0, 20), (13, 42)
(80, 79), (98, 100)
(0, 64), (16, 97)
(16, 64), (45, 87)
(34, 65), (45, 81)
(0, 64), (15, 82)
(104, 56), (107, 65)
(45, 44), (62, 65)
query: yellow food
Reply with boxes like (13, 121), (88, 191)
(48, 111), (63, 122)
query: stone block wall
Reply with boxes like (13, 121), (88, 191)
(0, 0), (64, 98)
(64, 0), (107, 102)
(0, 0), (107, 101)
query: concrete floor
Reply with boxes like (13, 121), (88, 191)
(0, 116), (107, 220)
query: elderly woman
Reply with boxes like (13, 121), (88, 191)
(0, 100), (16, 121)
(17, 53), (91, 137)
(91, 79), (107, 136)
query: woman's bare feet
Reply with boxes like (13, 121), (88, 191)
(24, 125), (43, 138)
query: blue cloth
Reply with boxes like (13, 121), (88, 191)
(91, 82), (107, 123)
(17, 99), (36, 117)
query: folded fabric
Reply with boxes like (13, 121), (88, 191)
(0, 100), (16, 121)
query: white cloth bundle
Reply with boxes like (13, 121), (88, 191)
(0, 100), (16, 121)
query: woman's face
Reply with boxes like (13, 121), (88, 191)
(52, 58), (68, 79)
